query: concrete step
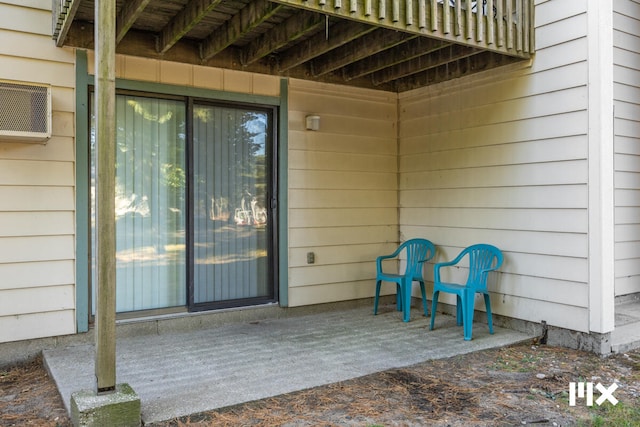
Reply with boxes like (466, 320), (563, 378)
(611, 321), (640, 353)
(612, 299), (640, 353)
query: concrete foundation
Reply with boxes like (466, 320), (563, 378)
(437, 300), (615, 354)
(71, 383), (140, 427)
(546, 326), (611, 354)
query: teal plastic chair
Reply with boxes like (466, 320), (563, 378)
(429, 244), (503, 340)
(374, 238), (436, 322)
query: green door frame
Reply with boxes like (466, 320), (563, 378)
(74, 50), (289, 332)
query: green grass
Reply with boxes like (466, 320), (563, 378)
(492, 353), (543, 372)
(575, 401), (640, 427)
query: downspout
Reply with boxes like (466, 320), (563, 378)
(396, 93), (402, 244)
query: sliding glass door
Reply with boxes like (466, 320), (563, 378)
(191, 103), (272, 308)
(91, 93), (187, 313)
(90, 91), (276, 315)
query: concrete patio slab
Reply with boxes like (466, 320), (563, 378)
(44, 305), (534, 425)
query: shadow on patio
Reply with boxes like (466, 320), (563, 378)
(43, 303), (534, 424)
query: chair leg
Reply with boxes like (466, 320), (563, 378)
(484, 293), (494, 334)
(455, 295), (463, 326)
(463, 290), (475, 341)
(402, 279), (412, 322)
(374, 280), (382, 315)
(419, 281), (429, 317)
(429, 291), (439, 330)
(396, 283), (402, 312)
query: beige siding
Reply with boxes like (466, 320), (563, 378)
(1, 0), (624, 343)
(0, 0), (76, 342)
(397, 0), (591, 332)
(86, 52), (282, 97)
(287, 79), (398, 306)
(614, 0), (640, 297)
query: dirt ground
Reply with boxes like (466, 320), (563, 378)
(2, 341), (640, 426)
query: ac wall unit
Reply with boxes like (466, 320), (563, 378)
(0, 80), (52, 143)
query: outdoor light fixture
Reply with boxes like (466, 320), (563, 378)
(305, 115), (320, 131)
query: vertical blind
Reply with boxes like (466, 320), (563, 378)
(92, 94), (272, 313)
(92, 94), (187, 312)
(192, 104), (269, 304)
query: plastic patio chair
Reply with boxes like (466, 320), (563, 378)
(429, 244), (504, 340)
(374, 238), (436, 322)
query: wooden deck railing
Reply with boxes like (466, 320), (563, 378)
(53, 0), (533, 57)
(270, 0), (534, 58)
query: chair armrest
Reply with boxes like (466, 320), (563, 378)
(376, 253), (398, 272)
(376, 254), (396, 262)
(376, 243), (406, 272)
(433, 250), (467, 283)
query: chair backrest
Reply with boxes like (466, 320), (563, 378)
(400, 238), (436, 279)
(463, 244), (504, 290)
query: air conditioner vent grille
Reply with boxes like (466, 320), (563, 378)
(0, 80), (51, 143)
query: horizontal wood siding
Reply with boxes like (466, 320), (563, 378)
(397, 0), (591, 332)
(86, 51), (282, 97)
(0, 0), (76, 342)
(614, 0), (640, 297)
(287, 79), (398, 306)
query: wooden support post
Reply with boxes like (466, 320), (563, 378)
(95, 0), (117, 394)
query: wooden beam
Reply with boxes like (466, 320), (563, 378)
(63, 22), (396, 91)
(157, 0), (223, 54)
(342, 37), (449, 81)
(200, 0), (284, 61)
(310, 28), (414, 77)
(65, 22), (258, 71)
(241, 11), (324, 66)
(94, 0), (117, 393)
(54, 0), (82, 47)
(372, 43), (480, 85)
(116, 0), (152, 44)
(278, 21), (376, 72)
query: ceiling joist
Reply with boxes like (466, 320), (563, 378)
(372, 44), (480, 85)
(342, 37), (450, 81)
(278, 21), (376, 72)
(241, 11), (324, 66)
(200, 0), (285, 61)
(310, 29), (414, 77)
(116, 0), (152, 44)
(157, 0), (223, 54)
